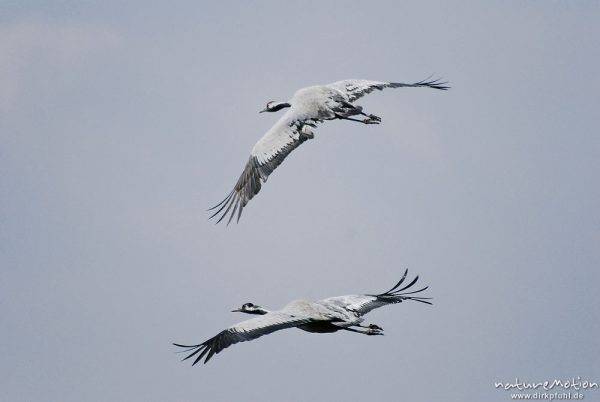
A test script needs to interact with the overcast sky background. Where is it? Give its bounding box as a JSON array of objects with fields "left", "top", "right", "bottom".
[{"left": 1, "top": 1, "right": 599, "bottom": 401}]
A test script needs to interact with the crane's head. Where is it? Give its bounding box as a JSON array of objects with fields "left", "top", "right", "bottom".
[
  {"left": 259, "top": 101, "right": 291, "bottom": 113},
  {"left": 231, "top": 302, "right": 269, "bottom": 315}
]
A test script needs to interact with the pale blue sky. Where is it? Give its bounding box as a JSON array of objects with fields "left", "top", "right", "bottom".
[{"left": 1, "top": 1, "right": 599, "bottom": 401}]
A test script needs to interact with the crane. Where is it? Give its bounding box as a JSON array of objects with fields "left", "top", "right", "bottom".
[
  {"left": 174, "top": 269, "right": 431, "bottom": 365},
  {"left": 209, "top": 77, "right": 449, "bottom": 224}
]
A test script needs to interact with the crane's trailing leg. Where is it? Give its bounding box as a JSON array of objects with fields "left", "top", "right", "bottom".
[
  {"left": 335, "top": 114, "right": 380, "bottom": 125},
  {"left": 343, "top": 326, "right": 384, "bottom": 336},
  {"left": 370, "top": 114, "right": 381, "bottom": 121},
  {"left": 335, "top": 100, "right": 382, "bottom": 125},
  {"left": 362, "top": 116, "right": 381, "bottom": 124},
  {"left": 356, "top": 323, "right": 384, "bottom": 331},
  {"left": 360, "top": 112, "right": 381, "bottom": 122}
]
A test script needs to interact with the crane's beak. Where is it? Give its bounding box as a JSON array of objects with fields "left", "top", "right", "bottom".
[
  {"left": 260, "top": 101, "right": 275, "bottom": 113},
  {"left": 231, "top": 308, "right": 242, "bottom": 313}
]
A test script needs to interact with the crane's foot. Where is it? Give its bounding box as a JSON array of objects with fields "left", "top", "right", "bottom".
[
  {"left": 368, "top": 324, "right": 383, "bottom": 331},
  {"left": 367, "top": 328, "right": 384, "bottom": 336},
  {"left": 363, "top": 118, "right": 380, "bottom": 125}
]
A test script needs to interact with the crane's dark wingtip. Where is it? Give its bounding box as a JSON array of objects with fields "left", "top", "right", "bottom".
[
  {"left": 379, "top": 269, "right": 409, "bottom": 295},
  {"left": 208, "top": 190, "right": 244, "bottom": 225},
  {"left": 173, "top": 342, "right": 197, "bottom": 352},
  {"left": 174, "top": 341, "right": 214, "bottom": 366},
  {"left": 207, "top": 190, "right": 234, "bottom": 212},
  {"left": 378, "top": 270, "right": 431, "bottom": 304},
  {"left": 414, "top": 76, "right": 450, "bottom": 90}
]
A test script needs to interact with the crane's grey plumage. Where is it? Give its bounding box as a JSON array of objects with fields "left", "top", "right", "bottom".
[
  {"left": 209, "top": 77, "right": 449, "bottom": 224},
  {"left": 174, "top": 269, "right": 431, "bottom": 365}
]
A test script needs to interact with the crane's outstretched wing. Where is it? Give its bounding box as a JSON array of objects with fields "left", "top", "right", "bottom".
[
  {"left": 327, "top": 77, "right": 449, "bottom": 102},
  {"left": 319, "top": 269, "right": 432, "bottom": 316},
  {"left": 174, "top": 312, "right": 314, "bottom": 365},
  {"left": 209, "top": 110, "right": 319, "bottom": 225}
]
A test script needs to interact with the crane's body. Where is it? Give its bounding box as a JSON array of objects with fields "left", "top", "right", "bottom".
[{"left": 174, "top": 269, "right": 431, "bottom": 365}]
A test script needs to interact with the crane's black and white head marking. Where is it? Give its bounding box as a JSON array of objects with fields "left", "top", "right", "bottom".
[
  {"left": 231, "top": 302, "right": 268, "bottom": 315},
  {"left": 259, "top": 101, "right": 291, "bottom": 113}
]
